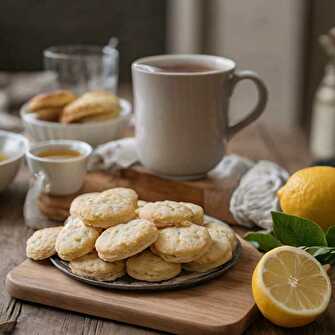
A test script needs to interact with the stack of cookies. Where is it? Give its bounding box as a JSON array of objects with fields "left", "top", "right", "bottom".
[
  {"left": 27, "top": 90, "right": 121, "bottom": 123},
  {"left": 26, "top": 187, "right": 237, "bottom": 283}
]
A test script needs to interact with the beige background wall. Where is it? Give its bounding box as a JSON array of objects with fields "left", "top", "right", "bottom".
[{"left": 167, "top": 0, "right": 307, "bottom": 128}]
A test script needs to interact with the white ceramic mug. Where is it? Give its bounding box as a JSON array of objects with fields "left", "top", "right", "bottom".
[
  {"left": 26, "top": 140, "right": 92, "bottom": 195},
  {"left": 132, "top": 54, "right": 268, "bottom": 179}
]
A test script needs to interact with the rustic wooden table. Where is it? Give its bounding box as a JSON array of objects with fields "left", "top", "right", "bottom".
[{"left": 0, "top": 121, "right": 334, "bottom": 335}]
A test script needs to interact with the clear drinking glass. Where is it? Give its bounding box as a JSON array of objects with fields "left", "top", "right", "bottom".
[{"left": 44, "top": 42, "right": 119, "bottom": 94}]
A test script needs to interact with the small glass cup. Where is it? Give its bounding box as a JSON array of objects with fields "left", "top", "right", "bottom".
[{"left": 44, "top": 42, "right": 119, "bottom": 94}]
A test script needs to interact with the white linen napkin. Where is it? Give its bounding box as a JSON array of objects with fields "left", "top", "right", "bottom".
[
  {"left": 230, "top": 161, "right": 289, "bottom": 229},
  {"left": 87, "top": 138, "right": 138, "bottom": 171}
]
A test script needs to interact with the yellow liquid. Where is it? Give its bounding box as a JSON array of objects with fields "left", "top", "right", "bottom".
[
  {"left": 0, "top": 153, "right": 7, "bottom": 162},
  {"left": 36, "top": 149, "right": 81, "bottom": 160}
]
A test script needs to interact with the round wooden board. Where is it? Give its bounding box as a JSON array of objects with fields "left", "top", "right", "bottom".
[{"left": 50, "top": 240, "right": 241, "bottom": 291}]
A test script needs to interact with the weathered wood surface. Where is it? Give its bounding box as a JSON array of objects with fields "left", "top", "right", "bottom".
[{"left": 1, "top": 121, "right": 334, "bottom": 335}]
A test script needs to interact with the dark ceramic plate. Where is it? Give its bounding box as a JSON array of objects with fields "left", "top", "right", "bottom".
[{"left": 50, "top": 238, "right": 241, "bottom": 291}]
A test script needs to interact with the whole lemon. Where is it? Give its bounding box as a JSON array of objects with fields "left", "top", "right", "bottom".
[{"left": 277, "top": 166, "right": 335, "bottom": 230}]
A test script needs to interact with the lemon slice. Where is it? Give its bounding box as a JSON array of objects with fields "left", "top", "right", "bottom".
[{"left": 252, "top": 246, "right": 331, "bottom": 327}]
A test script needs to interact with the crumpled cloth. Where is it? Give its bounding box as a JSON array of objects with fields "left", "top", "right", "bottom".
[
  {"left": 87, "top": 137, "right": 288, "bottom": 229},
  {"left": 230, "top": 161, "right": 289, "bottom": 229},
  {"left": 208, "top": 154, "right": 254, "bottom": 180},
  {"left": 87, "top": 138, "right": 138, "bottom": 171}
]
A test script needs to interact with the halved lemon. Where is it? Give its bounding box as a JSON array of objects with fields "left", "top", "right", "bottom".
[{"left": 252, "top": 246, "right": 331, "bottom": 327}]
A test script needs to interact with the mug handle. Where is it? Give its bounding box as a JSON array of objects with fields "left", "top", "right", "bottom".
[
  {"left": 227, "top": 70, "right": 268, "bottom": 139},
  {"left": 35, "top": 171, "right": 51, "bottom": 194}
]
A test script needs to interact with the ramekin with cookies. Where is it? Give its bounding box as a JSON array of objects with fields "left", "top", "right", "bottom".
[{"left": 21, "top": 90, "right": 131, "bottom": 146}]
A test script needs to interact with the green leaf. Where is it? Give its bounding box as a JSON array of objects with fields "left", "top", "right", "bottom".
[
  {"left": 302, "top": 246, "right": 335, "bottom": 264},
  {"left": 324, "top": 253, "right": 335, "bottom": 265},
  {"left": 303, "top": 246, "right": 330, "bottom": 258},
  {"left": 327, "top": 256, "right": 335, "bottom": 265},
  {"left": 244, "top": 231, "right": 282, "bottom": 252},
  {"left": 248, "top": 240, "right": 260, "bottom": 249},
  {"left": 326, "top": 226, "right": 335, "bottom": 247},
  {"left": 272, "top": 211, "right": 327, "bottom": 247}
]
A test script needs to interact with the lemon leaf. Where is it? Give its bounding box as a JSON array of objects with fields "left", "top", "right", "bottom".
[
  {"left": 244, "top": 231, "right": 282, "bottom": 252},
  {"left": 271, "top": 211, "right": 327, "bottom": 247},
  {"left": 326, "top": 226, "right": 335, "bottom": 247},
  {"left": 303, "top": 246, "right": 335, "bottom": 264}
]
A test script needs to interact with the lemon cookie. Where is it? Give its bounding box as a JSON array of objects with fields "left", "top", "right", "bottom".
[
  {"left": 135, "top": 200, "right": 148, "bottom": 217},
  {"left": 153, "top": 223, "right": 212, "bottom": 263},
  {"left": 137, "top": 200, "right": 148, "bottom": 208},
  {"left": 183, "top": 221, "right": 233, "bottom": 273},
  {"left": 69, "top": 252, "right": 125, "bottom": 281},
  {"left": 55, "top": 216, "right": 100, "bottom": 261},
  {"left": 61, "top": 91, "right": 120, "bottom": 123},
  {"left": 138, "top": 200, "right": 193, "bottom": 228},
  {"left": 204, "top": 216, "right": 237, "bottom": 250},
  {"left": 127, "top": 250, "right": 181, "bottom": 282},
  {"left": 26, "top": 226, "right": 63, "bottom": 260},
  {"left": 79, "top": 111, "right": 119, "bottom": 123},
  {"left": 102, "top": 187, "right": 138, "bottom": 203},
  {"left": 70, "top": 188, "right": 137, "bottom": 228},
  {"left": 183, "top": 254, "right": 232, "bottom": 273},
  {"left": 37, "top": 197, "right": 69, "bottom": 222},
  {"left": 28, "top": 90, "right": 76, "bottom": 112},
  {"left": 179, "top": 202, "right": 204, "bottom": 225},
  {"left": 95, "top": 219, "right": 159, "bottom": 262},
  {"left": 34, "top": 107, "right": 64, "bottom": 121}
]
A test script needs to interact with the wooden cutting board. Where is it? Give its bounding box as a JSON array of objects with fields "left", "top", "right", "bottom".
[{"left": 6, "top": 238, "right": 260, "bottom": 335}]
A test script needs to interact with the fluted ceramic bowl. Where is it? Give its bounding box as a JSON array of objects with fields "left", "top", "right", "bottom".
[
  {"left": 20, "top": 98, "right": 132, "bottom": 147},
  {"left": 0, "top": 130, "right": 28, "bottom": 191}
]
